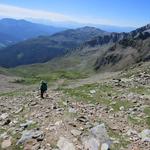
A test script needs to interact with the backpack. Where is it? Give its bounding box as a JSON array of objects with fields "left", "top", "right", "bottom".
[{"left": 41, "top": 82, "right": 47, "bottom": 91}]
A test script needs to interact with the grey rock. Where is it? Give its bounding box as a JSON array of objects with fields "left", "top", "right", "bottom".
[
  {"left": 77, "top": 116, "right": 88, "bottom": 123},
  {"left": 119, "top": 106, "right": 125, "bottom": 111},
  {"left": 71, "top": 129, "right": 82, "bottom": 137},
  {"left": 30, "top": 102, "right": 38, "bottom": 106},
  {"left": 20, "top": 120, "right": 35, "bottom": 129},
  {"left": 1, "top": 137, "right": 12, "bottom": 149},
  {"left": 0, "top": 113, "right": 9, "bottom": 120},
  {"left": 82, "top": 136, "right": 100, "bottom": 150},
  {"left": 90, "top": 90, "right": 96, "bottom": 94},
  {"left": 15, "top": 107, "right": 23, "bottom": 114},
  {"left": 68, "top": 108, "right": 77, "bottom": 113},
  {"left": 17, "top": 129, "right": 44, "bottom": 145},
  {"left": 101, "top": 143, "right": 110, "bottom": 150},
  {"left": 57, "top": 137, "right": 75, "bottom": 150},
  {"left": 2, "top": 119, "right": 11, "bottom": 126},
  {"left": 127, "top": 129, "right": 138, "bottom": 136},
  {"left": 90, "top": 124, "right": 109, "bottom": 143},
  {"left": 0, "top": 132, "right": 8, "bottom": 139},
  {"left": 139, "top": 129, "right": 150, "bottom": 142},
  {"left": 82, "top": 124, "right": 111, "bottom": 150}
]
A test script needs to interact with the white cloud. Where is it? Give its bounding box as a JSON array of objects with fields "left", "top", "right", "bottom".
[
  {"left": 0, "top": 3, "right": 135, "bottom": 27},
  {"left": 0, "top": 4, "right": 72, "bottom": 22}
]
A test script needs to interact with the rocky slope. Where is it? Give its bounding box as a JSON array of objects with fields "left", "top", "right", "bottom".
[
  {"left": 93, "top": 24, "right": 150, "bottom": 71},
  {"left": 0, "top": 62, "right": 150, "bottom": 150}
]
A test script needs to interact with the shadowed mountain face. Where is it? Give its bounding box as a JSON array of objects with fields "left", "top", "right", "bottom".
[
  {"left": 0, "top": 18, "right": 66, "bottom": 48},
  {"left": 92, "top": 24, "right": 150, "bottom": 71},
  {"left": 0, "top": 26, "right": 108, "bottom": 67}
]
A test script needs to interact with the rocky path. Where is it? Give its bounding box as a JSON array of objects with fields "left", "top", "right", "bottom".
[{"left": 0, "top": 71, "right": 150, "bottom": 150}]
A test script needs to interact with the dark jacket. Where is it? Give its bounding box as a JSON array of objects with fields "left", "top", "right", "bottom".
[{"left": 40, "top": 82, "right": 47, "bottom": 92}]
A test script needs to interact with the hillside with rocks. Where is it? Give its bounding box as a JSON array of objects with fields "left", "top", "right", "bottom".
[
  {"left": 93, "top": 24, "right": 150, "bottom": 71},
  {"left": 0, "top": 62, "right": 150, "bottom": 150}
]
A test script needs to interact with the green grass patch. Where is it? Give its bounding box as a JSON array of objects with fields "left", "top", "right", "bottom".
[
  {"left": 64, "top": 111, "right": 78, "bottom": 119},
  {"left": 144, "top": 107, "right": 150, "bottom": 127},
  {"left": 61, "top": 83, "right": 116, "bottom": 104},
  {"left": 129, "top": 86, "right": 150, "bottom": 95},
  {"left": 61, "top": 83, "right": 99, "bottom": 102},
  {"left": 60, "top": 83, "right": 134, "bottom": 112},
  {"left": 27, "top": 123, "right": 38, "bottom": 130},
  {"left": 111, "top": 100, "right": 133, "bottom": 112},
  {"left": 144, "top": 107, "right": 150, "bottom": 116},
  {"left": 0, "top": 128, "right": 6, "bottom": 134},
  {"left": 0, "top": 90, "right": 27, "bottom": 97},
  {"left": 108, "top": 129, "right": 130, "bottom": 150},
  {"left": 11, "top": 132, "right": 23, "bottom": 150},
  {"left": 11, "top": 70, "right": 88, "bottom": 85},
  {"left": 128, "top": 115, "right": 143, "bottom": 125},
  {"left": 145, "top": 117, "right": 150, "bottom": 127}
]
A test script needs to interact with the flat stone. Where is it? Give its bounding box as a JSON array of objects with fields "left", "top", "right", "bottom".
[
  {"left": 119, "top": 106, "right": 125, "bottom": 111},
  {"left": 30, "top": 102, "right": 38, "bottom": 106},
  {"left": 127, "top": 129, "right": 138, "bottom": 136},
  {"left": 15, "top": 107, "right": 24, "bottom": 114},
  {"left": 17, "top": 129, "right": 44, "bottom": 145},
  {"left": 90, "top": 90, "right": 96, "bottom": 94},
  {"left": 82, "top": 123, "right": 111, "bottom": 150},
  {"left": 20, "top": 120, "right": 35, "bottom": 129},
  {"left": 77, "top": 116, "right": 88, "bottom": 123},
  {"left": 68, "top": 108, "right": 77, "bottom": 113},
  {"left": 2, "top": 119, "right": 11, "bottom": 126},
  {"left": 139, "top": 129, "right": 150, "bottom": 142},
  {"left": 57, "top": 137, "right": 75, "bottom": 150},
  {"left": 90, "top": 124, "right": 109, "bottom": 143},
  {"left": 55, "top": 120, "right": 63, "bottom": 126},
  {"left": 71, "top": 129, "right": 82, "bottom": 137},
  {"left": 0, "top": 113, "right": 9, "bottom": 120},
  {"left": 0, "top": 132, "right": 8, "bottom": 139},
  {"left": 1, "top": 137, "right": 12, "bottom": 149},
  {"left": 101, "top": 143, "right": 110, "bottom": 150},
  {"left": 82, "top": 136, "right": 100, "bottom": 150}
]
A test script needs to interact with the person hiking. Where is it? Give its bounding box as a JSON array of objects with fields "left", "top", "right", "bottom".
[{"left": 40, "top": 80, "right": 47, "bottom": 99}]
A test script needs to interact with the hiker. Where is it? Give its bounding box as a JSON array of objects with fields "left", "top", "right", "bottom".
[{"left": 40, "top": 80, "right": 47, "bottom": 99}]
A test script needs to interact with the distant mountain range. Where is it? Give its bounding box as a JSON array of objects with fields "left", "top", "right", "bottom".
[
  {"left": 0, "top": 26, "right": 108, "bottom": 67},
  {"left": 0, "top": 18, "right": 149, "bottom": 71},
  {"left": 35, "top": 19, "right": 135, "bottom": 32},
  {"left": 0, "top": 18, "right": 66, "bottom": 48}
]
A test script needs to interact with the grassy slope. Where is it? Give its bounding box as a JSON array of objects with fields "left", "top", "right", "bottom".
[{"left": 2, "top": 55, "right": 92, "bottom": 85}]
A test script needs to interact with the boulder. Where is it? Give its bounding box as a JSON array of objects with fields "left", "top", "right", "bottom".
[
  {"left": 82, "top": 123, "right": 111, "bottom": 150},
  {"left": 17, "top": 129, "right": 44, "bottom": 145},
  {"left": 0, "top": 113, "right": 9, "bottom": 120},
  {"left": 57, "top": 137, "right": 75, "bottom": 150},
  {"left": 90, "top": 124, "right": 109, "bottom": 143},
  {"left": 1, "top": 137, "right": 12, "bottom": 149},
  {"left": 71, "top": 129, "right": 82, "bottom": 137},
  {"left": 82, "top": 136, "right": 100, "bottom": 150},
  {"left": 139, "top": 129, "right": 150, "bottom": 142}
]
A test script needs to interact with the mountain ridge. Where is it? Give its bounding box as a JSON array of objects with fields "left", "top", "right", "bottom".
[
  {"left": 0, "top": 18, "right": 66, "bottom": 47},
  {"left": 0, "top": 26, "right": 108, "bottom": 67}
]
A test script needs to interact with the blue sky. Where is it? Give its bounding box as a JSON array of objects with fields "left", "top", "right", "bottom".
[{"left": 0, "top": 0, "right": 150, "bottom": 27}]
